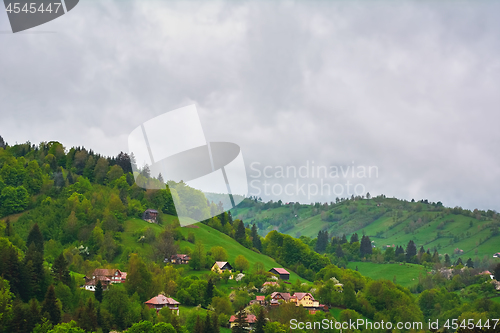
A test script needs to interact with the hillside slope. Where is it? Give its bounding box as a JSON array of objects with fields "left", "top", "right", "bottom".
[{"left": 231, "top": 197, "right": 500, "bottom": 260}]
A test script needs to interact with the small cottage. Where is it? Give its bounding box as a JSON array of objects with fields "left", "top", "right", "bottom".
[
  {"left": 269, "top": 268, "right": 290, "bottom": 280},
  {"left": 143, "top": 209, "right": 159, "bottom": 223},
  {"left": 145, "top": 294, "right": 180, "bottom": 315},
  {"left": 212, "top": 261, "right": 233, "bottom": 274}
]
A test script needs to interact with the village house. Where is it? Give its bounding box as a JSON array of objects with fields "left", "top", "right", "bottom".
[
  {"left": 270, "top": 292, "right": 291, "bottom": 305},
  {"left": 84, "top": 268, "right": 127, "bottom": 291},
  {"left": 269, "top": 268, "right": 290, "bottom": 280},
  {"left": 212, "top": 261, "right": 233, "bottom": 274},
  {"left": 229, "top": 313, "right": 257, "bottom": 330},
  {"left": 493, "top": 252, "right": 500, "bottom": 258},
  {"left": 145, "top": 294, "right": 180, "bottom": 315},
  {"left": 143, "top": 209, "right": 159, "bottom": 223},
  {"left": 269, "top": 292, "right": 327, "bottom": 314},
  {"left": 168, "top": 254, "right": 190, "bottom": 264},
  {"left": 249, "top": 295, "right": 266, "bottom": 306}
]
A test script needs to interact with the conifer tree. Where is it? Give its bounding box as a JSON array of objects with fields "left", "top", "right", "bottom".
[
  {"left": 212, "top": 312, "right": 220, "bottom": 333},
  {"left": 405, "top": 240, "right": 417, "bottom": 263},
  {"left": 194, "top": 315, "right": 203, "bottom": 333},
  {"left": 466, "top": 258, "right": 474, "bottom": 268},
  {"left": 52, "top": 253, "right": 71, "bottom": 286},
  {"left": 360, "top": 235, "right": 372, "bottom": 257},
  {"left": 445, "top": 254, "right": 451, "bottom": 266},
  {"left": 235, "top": 220, "right": 246, "bottom": 244},
  {"left": 336, "top": 245, "right": 344, "bottom": 258},
  {"left": 27, "top": 223, "right": 44, "bottom": 254},
  {"left": 251, "top": 224, "right": 262, "bottom": 251},
  {"left": 204, "top": 312, "right": 214, "bottom": 333},
  {"left": 254, "top": 307, "right": 266, "bottom": 333},
  {"left": 350, "top": 233, "right": 359, "bottom": 244},
  {"left": 232, "top": 308, "right": 248, "bottom": 333},
  {"left": 42, "top": 285, "right": 61, "bottom": 325},
  {"left": 95, "top": 280, "right": 103, "bottom": 303},
  {"left": 340, "top": 234, "right": 348, "bottom": 244}
]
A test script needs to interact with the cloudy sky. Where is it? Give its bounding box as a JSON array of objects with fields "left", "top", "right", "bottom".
[{"left": 1, "top": 1, "right": 499, "bottom": 210}]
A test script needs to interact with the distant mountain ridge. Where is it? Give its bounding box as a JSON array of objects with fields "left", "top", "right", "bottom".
[{"left": 231, "top": 196, "right": 500, "bottom": 260}]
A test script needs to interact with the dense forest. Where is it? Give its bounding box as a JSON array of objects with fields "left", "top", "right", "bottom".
[{"left": 1, "top": 136, "right": 500, "bottom": 333}]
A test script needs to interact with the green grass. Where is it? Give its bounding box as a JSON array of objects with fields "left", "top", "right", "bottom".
[
  {"left": 491, "top": 297, "right": 500, "bottom": 304},
  {"left": 232, "top": 198, "right": 500, "bottom": 261},
  {"left": 346, "top": 262, "right": 428, "bottom": 288},
  {"left": 178, "top": 223, "right": 308, "bottom": 283}
]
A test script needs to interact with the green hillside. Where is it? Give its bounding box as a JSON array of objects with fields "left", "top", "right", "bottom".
[
  {"left": 177, "top": 223, "right": 306, "bottom": 283},
  {"left": 232, "top": 197, "right": 500, "bottom": 260},
  {"left": 346, "top": 261, "right": 427, "bottom": 288}
]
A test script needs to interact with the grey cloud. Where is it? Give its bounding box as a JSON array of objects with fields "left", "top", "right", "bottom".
[{"left": 0, "top": 1, "right": 499, "bottom": 210}]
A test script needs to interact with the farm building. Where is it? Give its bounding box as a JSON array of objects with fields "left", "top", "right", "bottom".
[
  {"left": 168, "top": 254, "right": 190, "bottom": 264},
  {"left": 269, "top": 268, "right": 290, "bottom": 280},
  {"left": 212, "top": 261, "right": 233, "bottom": 274},
  {"left": 143, "top": 209, "right": 159, "bottom": 223},
  {"left": 84, "top": 269, "right": 127, "bottom": 291},
  {"left": 145, "top": 294, "right": 180, "bottom": 315}
]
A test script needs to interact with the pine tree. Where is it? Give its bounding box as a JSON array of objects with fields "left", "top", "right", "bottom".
[
  {"left": 25, "top": 242, "right": 45, "bottom": 300},
  {"left": 232, "top": 308, "right": 248, "bottom": 333},
  {"left": 360, "top": 235, "right": 373, "bottom": 257},
  {"left": 456, "top": 257, "right": 463, "bottom": 266},
  {"left": 204, "top": 312, "right": 214, "bottom": 333},
  {"left": 445, "top": 254, "right": 451, "bottom": 266},
  {"left": 52, "top": 253, "right": 71, "bottom": 286},
  {"left": 251, "top": 224, "right": 262, "bottom": 251},
  {"left": 42, "top": 285, "right": 61, "bottom": 325},
  {"left": 466, "top": 258, "right": 474, "bottom": 268},
  {"left": 27, "top": 223, "right": 44, "bottom": 254},
  {"left": 405, "top": 240, "right": 417, "bottom": 263},
  {"left": 254, "top": 307, "right": 266, "bottom": 333},
  {"left": 4, "top": 218, "right": 12, "bottom": 237},
  {"left": 315, "top": 230, "right": 329, "bottom": 253},
  {"left": 194, "top": 315, "right": 203, "bottom": 333},
  {"left": 340, "top": 234, "right": 347, "bottom": 244},
  {"left": 336, "top": 245, "right": 344, "bottom": 258},
  {"left": 95, "top": 280, "right": 103, "bottom": 303},
  {"left": 235, "top": 220, "right": 246, "bottom": 244},
  {"left": 212, "top": 312, "right": 220, "bottom": 333},
  {"left": 205, "top": 279, "right": 214, "bottom": 307},
  {"left": 350, "top": 233, "right": 359, "bottom": 244}
]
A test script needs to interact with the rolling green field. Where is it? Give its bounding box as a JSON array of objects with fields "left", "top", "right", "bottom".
[
  {"left": 232, "top": 198, "right": 500, "bottom": 260},
  {"left": 346, "top": 261, "right": 428, "bottom": 288}
]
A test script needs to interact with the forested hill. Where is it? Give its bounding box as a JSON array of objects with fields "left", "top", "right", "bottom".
[
  {"left": 231, "top": 196, "right": 500, "bottom": 260},
  {"left": 2, "top": 137, "right": 500, "bottom": 333}
]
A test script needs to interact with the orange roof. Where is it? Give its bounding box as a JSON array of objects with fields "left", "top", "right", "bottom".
[
  {"left": 256, "top": 296, "right": 265, "bottom": 301},
  {"left": 145, "top": 295, "right": 180, "bottom": 306}
]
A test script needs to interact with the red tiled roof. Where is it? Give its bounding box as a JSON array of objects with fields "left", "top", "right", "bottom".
[
  {"left": 229, "top": 314, "right": 257, "bottom": 323},
  {"left": 292, "top": 293, "right": 315, "bottom": 301},
  {"left": 270, "top": 292, "right": 291, "bottom": 301},
  {"left": 93, "top": 269, "right": 123, "bottom": 277},
  {"left": 256, "top": 296, "right": 265, "bottom": 301},
  {"left": 263, "top": 281, "right": 278, "bottom": 286},
  {"left": 145, "top": 295, "right": 180, "bottom": 306},
  {"left": 271, "top": 268, "right": 290, "bottom": 275}
]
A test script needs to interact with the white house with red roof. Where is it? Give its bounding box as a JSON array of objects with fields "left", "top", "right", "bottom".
[{"left": 84, "top": 268, "right": 127, "bottom": 291}]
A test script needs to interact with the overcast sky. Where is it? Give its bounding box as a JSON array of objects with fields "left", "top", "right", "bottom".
[{"left": 1, "top": 1, "right": 499, "bottom": 211}]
